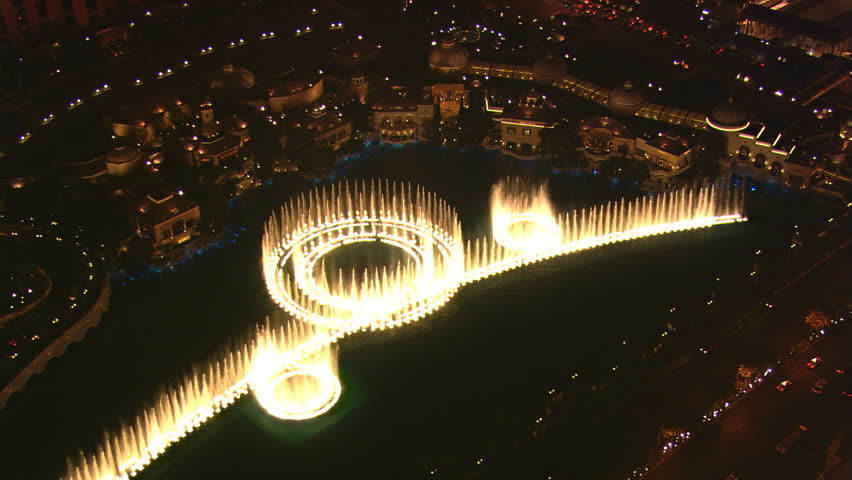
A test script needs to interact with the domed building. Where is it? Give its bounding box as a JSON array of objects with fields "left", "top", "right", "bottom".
[
  {"left": 209, "top": 64, "right": 256, "bottom": 90},
  {"left": 532, "top": 51, "right": 569, "bottom": 85},
  {"left": 607, "top": 80, "right": 647, "bottom": 116},
  {"left": 428, "top": 38, "right": 469, "bottom": 75},
  {"left": 706, "top": 98, "right": 749, "bottom": 132},
  {"left": 266, "top": 71, "right": 324, "bottom": 112},
  {"left": 105, "top": 145, "right": 144, "bottom": 176}
]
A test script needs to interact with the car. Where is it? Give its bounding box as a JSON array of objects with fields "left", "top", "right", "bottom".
[
  {"left": 777, "top": 425, "right": 810, "bottom": 453},
  {"left": 776, "top": 380, "right": 793, "bottom": 391},
  {"left": 811, "top": 379, "right": 828, "bottom": 394},
  {"left": 806, "top": 357, "right": 823, "bottom": 369}
]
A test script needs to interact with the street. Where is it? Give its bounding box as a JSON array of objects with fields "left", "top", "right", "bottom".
[{"left": 645, "top": 326, "right": 851, "bottom": 480}]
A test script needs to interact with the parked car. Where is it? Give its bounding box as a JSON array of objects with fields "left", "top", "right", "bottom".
[
  {"left": 777, "top": 425, "right": 809, "bottom": 453},
  {"left": 776, "top": 380, "right": 793, "bottom": 392},
  {"left": 811, "top": 379, "right": 829, "bottom": 394}
]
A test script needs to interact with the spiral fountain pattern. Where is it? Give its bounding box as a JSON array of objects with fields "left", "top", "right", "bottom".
[{"left": 62, "top": 178, "right": 745, "bottom": 480}]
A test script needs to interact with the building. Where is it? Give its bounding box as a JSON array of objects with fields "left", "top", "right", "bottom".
[
  {"left": 0, "top": 0, "right": 145, "bottom": 45},
  {"left": 344, "top": 71, "right": 368, "bottom": 104},
  {"left": 706, "top": 98, "right": 750, "bottom": 132},
  {"left": 55, "top": 155, "right": 108, "bottom": 182},
  {"left": 499, "top": 90, "right": 556, "bottom": 160},
  {"left": 133, "top": 190, "right": 201, "bottom": 249},
  {"left": 331, "top": 36, "right": 382, "bottom": 69},
  {"left": 634, "top": 134, "right": 699, "bottom": 178},
  {"left": 469, "top": 59, "right": 709, "bottom": 130},
  {"left": 722, "top": 122, "right": 814, "bottom": 188},
  {"left": 208, "top": 64, "right": 256, "bottom": 90},
  {"left": 577, "top": 117, "right": 634, "bottom": 164},
  {"left": 532, "top": 51, "right": 569, "bottom": 86},
  {"left": 738, "top": 4, "right": 851, "bottom": 57},
  {"left": 371, "top": 86, "right": 433, "bottom": 144},
  {"left": 428, "top": 37, "right": 469, "bottom": 75},
  {"left": 108, "top": 93, "right": 190, "bottom": 143},
  {"left": 266, "top": 71, "right": 324, "bottom": 112},
  {"left": 429, "top": 83, "right": 468, "bottom": 119},
  {"left": 184, "top": 132, "right": 244, "bottom": 168},
  {"left": 104, "top": 144, "right": 144, "bottom": 176},
  {"left": 607, "top": 81, "right": 647, "bottom": 117},
  {"left": 302, "top": 105, "right": 351, "bottom": 150}
]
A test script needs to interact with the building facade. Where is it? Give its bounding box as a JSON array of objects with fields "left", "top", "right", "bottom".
[
  {"left": 499, "top": 90, "right": 556, "bottom": 160},
  {"left": 577, "top": 116, "right": 634, "bottom": 164},
  {"left": 634, "top": 134, "right": 699, "bottom": 178},
  {"left": 0, "top": 0, "right": 144, "bottom": 45},
  {"left": 134, "top": 191, "right": 201, "bottom": 249},
  {"left": 721, "top": 123, "right": 814, "bottom": 189},
  {"left": 267, "top": 72, "right": 324, "bottom": 112},
  {"left": 371, "top": 86, "right": 433, "bottom": 144}
]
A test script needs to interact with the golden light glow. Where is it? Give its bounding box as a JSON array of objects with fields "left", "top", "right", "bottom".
[
  {"left": 490, "top": 178, "right": 561, "bottom": 252},
  {"left": 63, "top": 178, "right": 745, "bottom": 480}
]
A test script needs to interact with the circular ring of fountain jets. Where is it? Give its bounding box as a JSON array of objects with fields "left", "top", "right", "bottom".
[
  {"left": 253, "top": 363, "right": 342, "bottom": 421},
  {"left": 263, "top": 180, "right": 466, "bottom": 333}
]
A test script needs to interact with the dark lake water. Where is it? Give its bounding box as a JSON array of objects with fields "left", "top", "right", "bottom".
[{"left": 0, "top": 145, "right": 825, "bottom": 480}]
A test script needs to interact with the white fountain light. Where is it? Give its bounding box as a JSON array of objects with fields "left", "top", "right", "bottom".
[
  {"left": 262, "top": 180, "right": 466, "bottom": 332},
  {"left": 491, "top": 177, "right": 562, "bottom": 252},
  {"left": 62, "top": 178, "right": 746, "bottom": 480}
]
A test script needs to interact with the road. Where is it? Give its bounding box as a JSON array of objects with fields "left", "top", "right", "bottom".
[
  {"left": 467, "top": 218, "right": 851, "bottom": 480},
  {"left": 645, "top": 326, "right": 851, "bottom": 480}
]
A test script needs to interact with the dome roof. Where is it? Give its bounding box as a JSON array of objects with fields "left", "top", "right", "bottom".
[
  {"left": 428, "top": 38, "right": 469, "bottom": 74},
  {"left": 209, "top": 64, "right": 256, "bottom": 89},
  {"left": 706, "top": 98, "right": 749, "bottom": 131},
  {"left": 105, "top": 145, "right": 142, "bottom": 165},
  {"left": 532, "top": 51, "right": 568, "bottom": 85},
  {"left": 267, "top": 72, "right": 322, "bottom": 98},
  {"left": 607, "top": 81, "right": 646, "bottom": 116}
]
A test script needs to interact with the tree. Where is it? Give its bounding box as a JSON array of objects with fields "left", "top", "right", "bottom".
[
  {"left": 341, "top": 101, "right": 373, "bottom": 135},
  {"left": 457, "top": 107, "right": 493, "bottom": 146},
  {"left": 658, "top": 425, "right": 686, "bottom": 445},
  {"left": 599, "top": 155, "right": 649, "bottom": 183},
  {"left": 805, "top": 309, "right": 830, "bottom": 332},
  {"left": 539, "top": 121, "right": 578, "bottom": 160},
  {"left": 734, "top": 364, "right": 760, "bottom": 392}
]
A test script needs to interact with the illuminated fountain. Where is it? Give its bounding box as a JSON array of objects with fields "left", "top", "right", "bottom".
[
  {"left": 490, "top": 177, "right": 560, "bottom": 252},
  {"left": 62, "top": 178, "right": 745, "bottom": 480}
]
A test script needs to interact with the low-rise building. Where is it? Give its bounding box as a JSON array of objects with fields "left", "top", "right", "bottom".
[
  {"left": 331, "top": 37, "right": 382, "bottom": 68},
  {"left": 498, "top": 90, "right": 556, "bottom": 159},
  {"left": 133, "top": 191, "right": 201, "bottom": 249},
  {"left": 722, "top": 122, "right": 816, "bottom": 189},
  {"left": 267, "top": 72, "right": 324, "bottom": 112},
  {"left": 55, "top": 156, "right": 108, "bottom": 183},
  {"left": 577, "top": 117, "right": 634, "bottom": 164},
  {"left": 303, "top": 106, "right": 351, "bottom": 150},
  {"left": 429, "top": 83, "right": 469, "bottom": 119},
  {"left": 371, "top": 87, "right": 433, "bottom": 144},
  {"left": 634, "top": 134, "right": 699, "bottom": 178},
  {"left": 105, "top": 145, "right": 145, "bottom": 177},
  {"left": 185, "top": 133, "right": 245, "bottom": 169}
]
